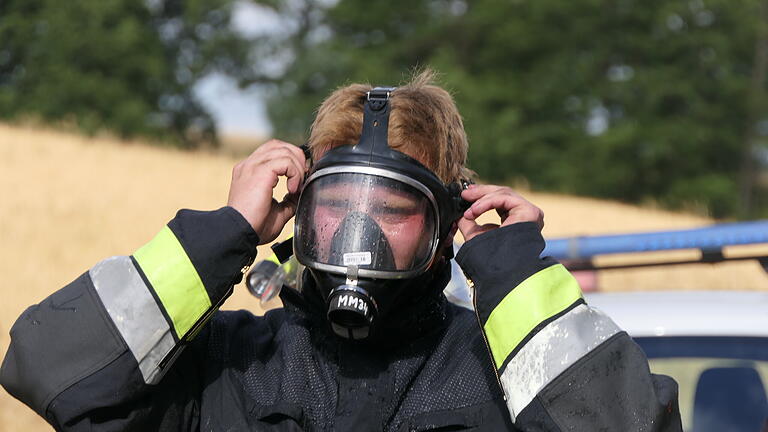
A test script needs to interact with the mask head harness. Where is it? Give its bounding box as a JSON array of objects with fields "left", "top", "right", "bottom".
[{"left": 293, "top": 87, "right": 470, "bottom": 340}]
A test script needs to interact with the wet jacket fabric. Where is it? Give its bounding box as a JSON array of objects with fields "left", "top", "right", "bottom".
[{"left": 1, "top": 207, "right": 682, "bottom": 431}]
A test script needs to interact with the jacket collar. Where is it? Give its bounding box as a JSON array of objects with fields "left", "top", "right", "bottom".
[{"left": 280, "top": 261, "right": 453, "bottom": 350}]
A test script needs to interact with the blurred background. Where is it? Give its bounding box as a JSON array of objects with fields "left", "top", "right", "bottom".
[{"left": 2, "top": 0, "right": 768, "bottom": 430}]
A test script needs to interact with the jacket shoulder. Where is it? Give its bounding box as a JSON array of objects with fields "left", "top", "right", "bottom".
[{"left": 204, "top": 308, "right": 288, "bottom": 358}]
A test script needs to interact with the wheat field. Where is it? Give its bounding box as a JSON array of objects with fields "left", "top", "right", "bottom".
[{"left": 1, "top": 124, "right": 766, "bottom": 430}]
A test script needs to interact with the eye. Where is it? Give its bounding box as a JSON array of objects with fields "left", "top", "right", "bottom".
[
  {"left": 385, "top": 206, "right": 410, "bottom": 215},
  {"left": 376, "top": 206, "right": 418, "bottom": 221},
  {"left": 318, "top": 199, "right": 349, "bottom": 215}
]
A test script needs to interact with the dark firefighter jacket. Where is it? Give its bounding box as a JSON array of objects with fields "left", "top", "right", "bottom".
[{"left": 1, "top": 207, "right": 682, "bottom": 431}]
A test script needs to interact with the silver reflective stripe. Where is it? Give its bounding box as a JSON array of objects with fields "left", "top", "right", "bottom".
[
  {"left": 499, "top": 304, "right": 621, "bottom": 420},
  {"left": 90, "top": 256, "right": 176, "bottom": 384}
]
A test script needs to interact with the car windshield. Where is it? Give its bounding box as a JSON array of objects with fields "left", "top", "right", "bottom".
[{"left": 636, "top": 336, "right": 768, "bottom": 432}]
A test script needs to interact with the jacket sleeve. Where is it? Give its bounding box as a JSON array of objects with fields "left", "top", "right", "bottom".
[
  {"left": 0, "top": 207, "right": 258, "bottom": 431},
  {"left": 455, "top": 222, "right": 682, "bottom": 431}
]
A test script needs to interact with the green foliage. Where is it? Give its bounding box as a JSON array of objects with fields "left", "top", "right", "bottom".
[
  {"left": 0, "top": 0, "right": 251, "bottom": 146},
  {"left": 266, "top": 0, "right": 768, "bottom": 218},
  {"left": 3, "top": 0, "right": 766, "bottom": 217}
]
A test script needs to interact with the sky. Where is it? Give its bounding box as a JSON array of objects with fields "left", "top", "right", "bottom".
[
  {"left": 195, "top": 73, "right": 271, "bottom": 138},
  {"left": 193, "top": 1, "right": 287, "bottom": 138}
]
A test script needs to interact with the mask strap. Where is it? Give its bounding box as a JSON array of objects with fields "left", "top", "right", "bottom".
[
  {"left": 270, "top": 238, "right": 294, "bottom": 264},
  {"left": 345, "top": 265, "right": 359, "bottom": 286},
  {"left": 447, "top": 178, "right": 474, "bottom": 218},
  {"left": 299, "top": 143, "right": 312, "bottom": 164},
  {"left": 442, "top": 178, "right": 474, "bottom": 260},
  {"left": 356, "top": 87, "right": 397, "bottom": 157}
]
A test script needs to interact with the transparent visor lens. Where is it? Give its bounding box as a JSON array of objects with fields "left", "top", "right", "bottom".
[{"left": 295, "top": 173, "right": 437, "bottom": 273}]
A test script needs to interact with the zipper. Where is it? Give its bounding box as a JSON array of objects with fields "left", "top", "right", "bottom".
[
  {"left": 185, "top": 284, "right": 234, "bottom": 342},
  {"left": 158, "top": 284, "right": 234, "bottom": 371},
  {"left": 469, "top": 277, "right": 506, "bottom": 401}
]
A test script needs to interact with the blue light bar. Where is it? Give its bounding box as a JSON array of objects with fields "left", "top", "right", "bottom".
[{"left": 542, "top": 220, "right": 768, "bottom": 260}]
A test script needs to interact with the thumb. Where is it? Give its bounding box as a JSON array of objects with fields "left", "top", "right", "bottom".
[
  {"left": 273, "top": 195, "right": 298, "bottom": 228},
  {"left": 457, "top": 217, "right": 478, "bottom": 238},
  {"left": 458, "top": 217, "right": 498, "bottom": 242},
  {"left": 256, "top": 197, "right": 297, "bottom": 245}
]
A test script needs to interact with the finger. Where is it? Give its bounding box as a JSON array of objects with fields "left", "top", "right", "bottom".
[
  {"left": 248, "top": 141, "right": 306, "bottom": 177},
  {"left": 461, "top": 184, "right": 514, "bottom": 201},
  {"left": 285, "top": 164, "right": 304, "bottom": 195},
  {"left": 255, "top": 198, "right": 296, "bottom": 245},
  {"left": 261, "top": 148, "right": 307, "bottom": 192},
  {"left": 283, "top": 141, "right": 307, "bottom": 165},
  {"left": 463, "top": 192, "right": 526, "bottom": 220},
  {"left": 504, "top": 206, "right": 544, "bottom": 230},
  {"left": 270, "top": 141, "right": 306, "bottom": 167},
  {"left": 502, "top": 206, "right": 543, "bottom": 227},
  {"left": 273, "top": 195, "right": 298, "bottom": 226},
  {"left": 255, "top": 146, "right": 305, "bottom": 174},
  {"left": 243, "top": 150, "right": 304, "bottom": 193},
  {"left": 261, "top": 142, "right": 307, "bottom": 173},
  {"left": 457, "top": 217, "right": 478, "bottom": 237},
  {"left": 458, "top": 217, "right": 499, "bottom": 242},
  {"left": 256, "top": 157, "right": 302, "bottom": 191},
  {"left": 248, "top": 139, "right": 283, "bottom": 158},
  {"left": 235, "top": 146, "right": 295, "bottom": 180},
  {"left": 457, "top": 217, "right": 494, "bottom": 237},
  {"left": 536, "top": 210, "right": 545, "bottom": 230},
  {"left": 252, "top": 138, "right": 294, "bottom": 155}
]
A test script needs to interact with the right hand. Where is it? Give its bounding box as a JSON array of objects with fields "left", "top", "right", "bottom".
[
  {"left": 458, "top": 184, "right": 544, "bottom": 242},
  {"left": 227, "top": 139, "right": 307, "bottom": 245}
]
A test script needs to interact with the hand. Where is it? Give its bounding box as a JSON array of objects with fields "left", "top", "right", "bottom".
[
  {"left": 227, "top": 139, "right": 307, "bottom": 245},
  {"left": 457, "top": 185, "right": 544, "bottom": 242}
]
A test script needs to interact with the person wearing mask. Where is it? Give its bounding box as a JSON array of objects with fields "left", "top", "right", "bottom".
[{"left": 1, "top": 71, "right": 682, "bottom": 431}]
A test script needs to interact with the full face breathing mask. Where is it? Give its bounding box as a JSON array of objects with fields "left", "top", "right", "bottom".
[{"left": 290, "top": 87, "right": 471, "bottom": 340}]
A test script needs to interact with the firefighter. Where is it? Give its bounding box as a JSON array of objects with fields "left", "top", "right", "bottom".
[{"left": 1, "top": 71, "right": 681, "bottom": 431}]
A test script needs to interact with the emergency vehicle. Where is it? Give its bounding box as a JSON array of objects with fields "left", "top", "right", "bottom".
[{"left": 547, "top": 221, "right": 768, "bottom": 431}]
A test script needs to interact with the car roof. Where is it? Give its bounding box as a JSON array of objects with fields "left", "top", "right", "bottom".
[{"left": 584, "top": 291, "right": 768, "bottom": 337}]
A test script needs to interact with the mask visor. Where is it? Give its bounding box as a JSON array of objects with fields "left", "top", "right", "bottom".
[{"left": 295, "top": 172, "right": 438, "bottom": 277}]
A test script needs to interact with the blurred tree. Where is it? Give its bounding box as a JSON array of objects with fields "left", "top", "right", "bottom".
[
  {"left": 265, "top": 0, "right": 768, "bottom": 218},
  {"left": 0, "top": 0, "right": 254, "bottom": 147}
]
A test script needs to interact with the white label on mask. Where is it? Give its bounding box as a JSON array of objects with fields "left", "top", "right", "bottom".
[{"left": 343, "top": 252, "right": 372, "bottom": 266}]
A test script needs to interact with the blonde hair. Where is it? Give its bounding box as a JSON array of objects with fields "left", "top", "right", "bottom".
[{"left": 308, "top": 69, "right": 473, "bottom": 183}]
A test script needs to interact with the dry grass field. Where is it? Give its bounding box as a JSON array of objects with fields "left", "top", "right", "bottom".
[{"left": 1, "top": 123, "right": 766, "bottom": 430}]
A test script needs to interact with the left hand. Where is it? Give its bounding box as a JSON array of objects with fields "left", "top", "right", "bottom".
[{"left": 458, "top": 184, "right": 544, "bottom": 242}]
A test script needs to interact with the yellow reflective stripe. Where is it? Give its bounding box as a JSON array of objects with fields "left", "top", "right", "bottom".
[
  {"left": 133, "top": 226, "right": 211, "bottom": 339},
  {"left": 483, "top": 264, "right": 583, "bottom": 370}
]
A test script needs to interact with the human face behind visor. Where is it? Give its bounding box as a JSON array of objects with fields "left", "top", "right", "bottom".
[{"left": 294, "top": 170, "right": 439, "bottom": 277}]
